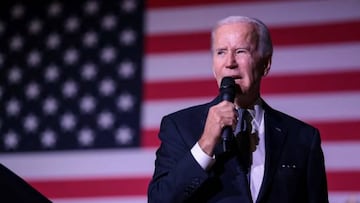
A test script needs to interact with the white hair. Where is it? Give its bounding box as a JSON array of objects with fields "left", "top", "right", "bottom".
[{"left": 211, "top": 16, "right": 273, "bottom": 59}]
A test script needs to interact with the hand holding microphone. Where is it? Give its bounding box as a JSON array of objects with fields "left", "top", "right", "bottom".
[{"left": 198, "top": 77, "right": 237, "bottom": 155}]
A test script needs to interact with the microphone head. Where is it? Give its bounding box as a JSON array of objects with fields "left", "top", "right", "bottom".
[
  {"left": 220, "top": 76, "right": 235, "bottom": 89},
  {"left": 220, "top": 77, "right": 236, "bottom": 102}
]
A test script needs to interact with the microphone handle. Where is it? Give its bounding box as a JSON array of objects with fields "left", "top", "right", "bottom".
[
  {"left": 221, "top": 92, "right": 235, "bottom": 153},
  {"left": 219, "top": 77, "right": 236, "bottom": 153},
  {"left": 221, "top": 126, "right": 233, "bottom": 152}
]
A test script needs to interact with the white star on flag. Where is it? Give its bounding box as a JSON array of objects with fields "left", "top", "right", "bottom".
[
  {"left": 102, "top": 14, "right": 117, "bottom": 31},
  {"left": 119, "top": 29, "right": 136, "bottom": 46},
  {"left": 11, "top": 4, "right": 25, "bottom": 19},
  {"left": 27, "top": 50, "right": 42, "bottom": 67},
  {"left": 80, "top": 95, "right": 96, "bottom": 114},
  {"left": 84, "top": 1, "right": 99, "bottom": 16},
  {"left": 81, "top": 63, "right": 97, "bottom": 81},
  {"left": 115, "top": 125, "right": 133, "bottom": 145},
  {"left": 99, "top": 78, "right": 116, "bottom": 96},
  {"left": 46, "top": 33, "right": 61, "bottom": 49},
  {"left": 41, "top": 129, "right": 57, "bottom": 148},
  {"left": 62, "top": 80, "right": 78, "bottom": 98},
  {"left": 118, "top": 60, "right": 136, "bottom": 79},
  {"left": 28, "top": 19, "right": 43, "bottom": 34},
  {"left": 63, "top": 48, "right": 79, "bottom": 65},
  {"left": 23, "top": 114, "right": 39, "bottom": 133},
  {"left": 121, "top": 0, "right": 137, "bottom": 13},
  {"left": 44, "top": 65, "right": 60, "bottom": 82},
  {"left": 78, "top": 128, "right": 95, "bottom": 146},
  {"left": 83, "top": 31, "right": 98, "bottom": 47},
  {"left": 4, "top": 131, "right": 19, "bottom": 150},
  {"left": 117, "top": 92, "right": 135, "bottom": 112},
  {"left": 8, "top": 66, "right": 22, "bottom": 84},
  {"left": 97, "top": 111, "right": 114, "bottom": 130},
  {"left": 65, "top": 16, "right": 80, "bottom": 32},
  {"left": 43, "top": 97, "right": 58, "bottom": 115},
  {"left": 25, "top": 82, "right": 41, "bottom": 100},
  {"left": 60, "top": 112, "right": 77, "bottom": 132},
  {"left": 100, "top": 46, "right": 116, "bottom": 63},
  {"left": 9, "top": 35, "right": 23, "bottom": 51},
  {"left": 48, "top": 2, "right": 62, "bottom": 17},
  {"left": 6, "top": 99, "right": 21, "bottom": 116}
]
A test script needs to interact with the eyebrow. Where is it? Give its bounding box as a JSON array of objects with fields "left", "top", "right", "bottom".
[{"left": 214, "top": 47, "right": 251, "bottom": 52}]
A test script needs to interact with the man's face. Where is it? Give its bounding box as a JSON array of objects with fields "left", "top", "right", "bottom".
[{"left": 212, "top": 22, "right": 269, "bottom": 97}]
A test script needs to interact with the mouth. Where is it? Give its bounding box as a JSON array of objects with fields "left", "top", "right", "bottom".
[
  {"left": 229, "top": 75, "right": 243, "bottom": 81},
  {"left": 228, "top": 75, "right": 242, "bottom": 80}
]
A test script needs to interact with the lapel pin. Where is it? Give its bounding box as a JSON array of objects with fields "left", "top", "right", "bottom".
[{"left": 281, "top": 164, "right": 296, "bottom": 168}]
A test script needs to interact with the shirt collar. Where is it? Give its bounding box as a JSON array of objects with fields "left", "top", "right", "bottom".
[
  {"left": 237, "top": 98, "right": 264, "bottom": 129},
  {"left": 252, "top": 100, "right": 264, "bottom": 129}
]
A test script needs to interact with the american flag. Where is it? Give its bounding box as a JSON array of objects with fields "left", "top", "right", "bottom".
[{"left": 0, "top": 0, "right": 359, "bottom": 202}]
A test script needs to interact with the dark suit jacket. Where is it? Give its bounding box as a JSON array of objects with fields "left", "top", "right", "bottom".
[{"left": 148, "top": 97, "right": 328, "bottom": 203}]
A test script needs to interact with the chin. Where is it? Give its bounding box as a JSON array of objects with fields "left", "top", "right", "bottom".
[{"left": 237, "top": 84, "right": 250, "bottom": 93}]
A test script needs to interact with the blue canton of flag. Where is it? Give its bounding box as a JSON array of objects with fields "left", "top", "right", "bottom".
[{"left": 0, "top": 0, "right": 144, "bottom": 152}]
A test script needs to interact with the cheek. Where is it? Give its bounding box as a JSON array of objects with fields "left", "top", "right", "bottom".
[
  {"left": 212, "top": 65, "right": 222, "bottom": 86},
  {"left": 212, "top": 58, "right": 223, "bottom": 75},
  {"left": 250, "top": 68, "right": 264, "bottom": 84},
  {"left": 241, "top": 62, "right": 260, "bottom": 82}
]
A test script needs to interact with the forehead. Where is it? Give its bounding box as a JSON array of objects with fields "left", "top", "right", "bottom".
[{"left": 213, "top": 22, "right": 257, "bottom": 44}]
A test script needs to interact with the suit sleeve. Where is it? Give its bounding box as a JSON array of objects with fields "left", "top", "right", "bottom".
[
  {"left": 147, "top": 115, "right": 209, "bottom": 203},
  {"left": 307, "top": 128, "right": 329, "bottom": 203}
]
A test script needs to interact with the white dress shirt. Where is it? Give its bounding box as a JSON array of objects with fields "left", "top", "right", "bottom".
[{"left": 191, "top": 102, "right": 265, "bottom": 201}]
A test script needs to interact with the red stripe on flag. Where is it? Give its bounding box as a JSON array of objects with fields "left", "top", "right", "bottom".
[
  {"left": 271, "top": 20, "right": 360, "bottom": 46},
  {"left": 30, "top": 177, "right": 151, "bottom": 199},
  {"left": 146, "top": 21, "right": 360, "bottom": 54},
  {"left": 142, "top": 129, "right": 160, "bottom": 148},
  {"left": 28, "top": 171, "right": 360, "bottom": 199},
  {"left": 147, "top": 0, "right": 260, "bottom": 8},
  {"left": 144, "top": 70, "right": 360, "bottom": 100},
  {"left": 327, "top": 171, "right": 360, "bottom": 191},
  {"left": 311, "top": 120, "right": 360, "bottom": 141},
  {"left": 146, "top": 32, "right": 211, "bottom": 54},
  {"left": 144, "top": 78, "right": 218, "bottom": 100},
  {"left": 261, "top": 70, "right": 360, "bottom": 95}
]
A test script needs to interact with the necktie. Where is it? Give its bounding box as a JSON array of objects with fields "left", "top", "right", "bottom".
[
  {"left": 234, "top": 109, "right": 253, "bottom": 202},
  {"left": 236, "top": 109, "right": 252, "bottom": 173}
]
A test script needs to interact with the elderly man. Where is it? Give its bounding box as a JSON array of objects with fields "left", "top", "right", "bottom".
[{"left": 148, "top": 16, "right": 328, "bottom": 203}]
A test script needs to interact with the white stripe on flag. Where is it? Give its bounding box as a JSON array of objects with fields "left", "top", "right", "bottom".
[
  {"left": 1, "top": 142, "right": 360, "bottom": 180},
  {"left": 146, "top": 0, "right": 360, "bottom": 34},
  {"left": 323, "top": 141, "right": 360, "bottom": 171},
  {"left": 0, "top": 148, "right": 156, "bottom": 180},
  {"left": 143, "top": 92, "right": 360, "bottom": 129},
  {"left": 329, "top": 192, "right": 360, "bottom": 203}
]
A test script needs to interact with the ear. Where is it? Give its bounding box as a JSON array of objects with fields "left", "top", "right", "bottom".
[{"left": 262, "top": 57, "right": 271, "bottom": 76}]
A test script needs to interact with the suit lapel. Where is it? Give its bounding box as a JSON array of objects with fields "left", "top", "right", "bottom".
[{"left": 256, "top": 102, "right": 287, "bottom": 203}]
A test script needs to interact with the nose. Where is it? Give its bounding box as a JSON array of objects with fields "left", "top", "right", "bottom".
[{"left": 225, "top": 52, "right": 237, "bottom": 69}]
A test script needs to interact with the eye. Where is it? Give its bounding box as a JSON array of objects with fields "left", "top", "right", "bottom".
[
  {"left": 235, "top": 49, "right": 247, "bottom": 55},
  {"left": 215, "top": 49, "right": 227, "bottom": 56},
  {"left": 216, "top": 50, "right": 225, "bottom": 55}
]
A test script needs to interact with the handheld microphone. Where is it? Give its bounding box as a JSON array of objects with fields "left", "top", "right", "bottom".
[{"left": 219, "top": 77, "right": 236, "bottom": 152}]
